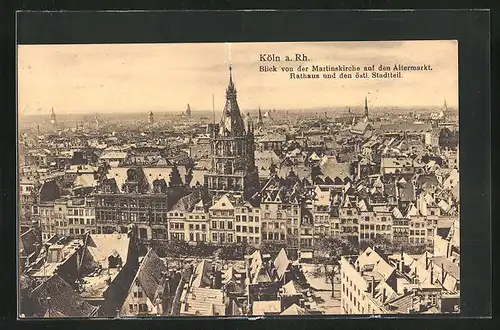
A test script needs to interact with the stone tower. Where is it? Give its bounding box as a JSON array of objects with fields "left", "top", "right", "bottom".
[{"left": 205, "top": 66, "right": 259, "bottom": 201}]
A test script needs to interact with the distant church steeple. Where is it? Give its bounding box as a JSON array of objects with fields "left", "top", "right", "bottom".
[
  {"left": 185, "top": 103, "right": 192, "bottom": 118},
  {"left": 364, "top": 96, "right": 369, "bottom": 119},
  {"left": 257, "top": 106, "right": 263, "bottom": 126},
  {"left": 50, "top": 107, "right": 56, "bottom": 125},
  {"left": 148, "top": 111, "right": 154, "bottom": 124}
]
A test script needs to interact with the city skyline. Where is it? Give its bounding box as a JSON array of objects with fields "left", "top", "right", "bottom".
[{"left": 18, "top": 41, "right": 458, "bottom": 116}]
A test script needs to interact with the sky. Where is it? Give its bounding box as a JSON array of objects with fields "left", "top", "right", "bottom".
[{"left": 17, "top": 40, "right": 458, "bottom": 116}]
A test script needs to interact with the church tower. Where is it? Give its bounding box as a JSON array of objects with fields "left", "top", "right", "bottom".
[
  {"left": 185, "top": 103, "right": 192, "bottom": 118},
  {"left": 257, "top": 106, "right": 263, "bottom": 126},
  {"left": 50, "top": 107, "right": 57, "bottom": 125},
  {"left": 205, "top": 66, "right": 259, "bottom": 201},
  {"left": 148, "top": 111, "right": 154, "bottom": 124}
]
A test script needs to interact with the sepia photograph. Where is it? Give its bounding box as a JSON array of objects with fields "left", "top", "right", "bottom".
[{"left": 17, "top": 40, "right": 460, "bottom": 318}]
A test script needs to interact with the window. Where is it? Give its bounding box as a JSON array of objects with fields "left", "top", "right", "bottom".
[
  {"left": 129, "top": 304, "right": 134, "bottom": 312},
  {"left": 242, "top": 215, "right": 247, "bottom": 222},
  {"left": 255, "top": 227, "right": 259, "bottom": 234},
  {"left": 228, "top": 222, "right": 233, "bottom": 230},
  {"left": 242, "top": 226, "right": 247, "bottom": 233},
  {"left": 236, "top": 225, "right": 241, "bottom": 232},
  {"left": 219, "top": 221, "right": 225, "bottom": 230},
  {"left": 236, "top": 215, "right": 241, "bottom": 222},
  {"left": 189, "top": 224, "right": 194, "bottom": 230},
  {"left": 138, "top": 291, "right": 143, "bottom": 298},
  {"left": 212, "top": 221, "right": 217, "bottom": 229},
  {"left": 212, "top": 233, "right": 217, "bottom": 241}
]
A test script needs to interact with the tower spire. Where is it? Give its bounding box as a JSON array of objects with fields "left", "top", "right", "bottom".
[
  {"left": 226, "top": 64, "right": 236, "bottom": 94},
  {"left": 258, "top": 106, "right": 263, "bottom": 125}
]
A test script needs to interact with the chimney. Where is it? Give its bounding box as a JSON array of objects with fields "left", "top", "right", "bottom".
[
  {"left": 371, "top": 276, "right": 376, "bottom": 297},
  {"left": 399, "top": 246, "right": 404, "bottom": 272},
  {"left": 355, "top": 260, "right": 360, "bottom": 272},
  {"left": 382, "top": 288, "right": 386, "bottom": 302},
  {"left": 441, "top": 263, "right": 445, "bottom": 284},
  {"left": 430, "top": 263, "right": 434, "bottom": 284},
  {"left": 425, "top": 253, "right": 429, "bottom": 270}
]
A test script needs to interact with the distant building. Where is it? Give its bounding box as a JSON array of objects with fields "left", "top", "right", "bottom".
[
  {"left": 148, "top": 111, "right": 154, "bottom": 124},
  {"left": 185, "top": 104, "right": 192, "bottom": 118},
  {"left": 50, "top": 107, "right": 57, "bottom": 126}
]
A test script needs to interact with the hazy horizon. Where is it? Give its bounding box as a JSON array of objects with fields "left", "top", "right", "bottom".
[
  {"left": 18, "top": 104, "right": 457, "bottom": 119},
  {"left": 18, "top": 41, "right": 458, "bottom": 116}
]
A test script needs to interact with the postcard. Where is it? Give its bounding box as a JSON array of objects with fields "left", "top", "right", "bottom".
[{"left": 18, "top": 40, "right": 460, "bottom": 318}]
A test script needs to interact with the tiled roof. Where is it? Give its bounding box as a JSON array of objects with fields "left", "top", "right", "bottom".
[
  {"left": 32, "top": 274, "right": 97, "bottom": 318},
  {"left": 192, "top": 260, "right": 213, "bottom": 288},
  {"left": 274, "top": 248, "right": 290, "bottom": 281},
  {"left": 280, "top": 303, "right": 314, "bottom": 315},
  {"left": 87, "top": 233, "right": 130, "bottom": 266},
  {"left": 210, "top": 194, "right": 235, "bottom": 210},
  {"left": 380, "top": 123, "right": 432, "bottom": 132},
  {"left": 171, "top": 192, "right": 202, "bottom": 212},
  {"left": 134, "top": 249, "right": 167, "bottom": 302}
]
